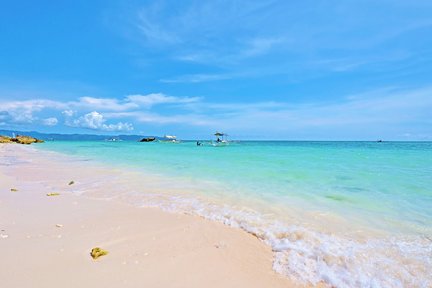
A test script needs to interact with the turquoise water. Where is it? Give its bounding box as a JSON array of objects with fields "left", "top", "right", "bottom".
[
  {"left": 39, "top": 140, "right": 432, "bottom": 234},
  {"left": 37, "top": 141, "right": 432, "bottom": 287}
]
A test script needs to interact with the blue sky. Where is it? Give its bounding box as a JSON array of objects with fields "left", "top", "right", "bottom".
[{"left": 0, "top": 0, "right": 431, "bottom": 140}]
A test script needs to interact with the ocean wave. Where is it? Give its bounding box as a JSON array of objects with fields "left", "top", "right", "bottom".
[{"left": 129, "top": 193, "right": 432, "bottom": 288}]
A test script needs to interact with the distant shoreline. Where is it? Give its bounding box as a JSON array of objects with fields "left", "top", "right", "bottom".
[{"left": 1, "top": 129, "right": 431, "bottom": 142}]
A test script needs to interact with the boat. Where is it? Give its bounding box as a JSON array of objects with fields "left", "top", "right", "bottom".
[
  {"left": 105, "top": 137, "right": 122, "bottom": 142},
  {"left": 139, "top": 137, "right": 156, "bottom": 142},
  {"left": 211, "top": 132, "right": 229, "bottom": 146},
  {"left": 158, "top": 135, "right": 181, "bottom": 143}
]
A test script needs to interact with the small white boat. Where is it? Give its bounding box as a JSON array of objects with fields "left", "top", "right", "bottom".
[
  {"left": 159, "top": 135, "right": 181, "bottom": 143},
  {"left": 106, "top": 137, "right": 122, "bottom": 142}
]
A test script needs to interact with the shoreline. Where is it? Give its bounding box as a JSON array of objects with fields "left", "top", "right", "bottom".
[
  {"left": 0, "top": 144, "right": 300, "bottom": 288},
  {"left": 2, "top": 143, "right": 431, "bottom": 287}
]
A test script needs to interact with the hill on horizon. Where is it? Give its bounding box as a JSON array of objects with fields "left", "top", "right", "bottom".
[{"left": 0, "top": 129, "right": 149, "bottom": 141}]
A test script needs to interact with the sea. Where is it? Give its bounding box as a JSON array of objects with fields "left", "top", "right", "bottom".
[{"left": 37, "top": 140, "right": 432, "bottom": 287}]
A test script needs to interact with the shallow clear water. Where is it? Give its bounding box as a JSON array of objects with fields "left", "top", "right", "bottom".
[{"left": 37, "top": 140, "right": 432, "bottom": 287}]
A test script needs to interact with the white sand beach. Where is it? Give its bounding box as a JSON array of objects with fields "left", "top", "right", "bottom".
[{"left": 0, "top": 144, "right": 308, "bottom": 288}]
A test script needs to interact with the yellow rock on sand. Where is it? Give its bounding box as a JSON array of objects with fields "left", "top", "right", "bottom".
[
  {"left": 0, "top": 136, "right": 13, "bottom": 143},
  {"left": 90, "top": 247, "right": 109, "bottom": 259},
  {"left": 0, "top": 134, "right": 44, "bottom": 144},
  {"left": 10, "top": 188, "right": 18, "bottom": 192},
  {"left": 46, "top": 193, "right": 60, "bottom": 196}
]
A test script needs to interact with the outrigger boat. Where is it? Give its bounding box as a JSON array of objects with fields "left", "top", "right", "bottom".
[
  {"left": 211, "top": 132, "right": 229, "bottom": 146},
  {"left": 158, "top": 135, "right": 181, "bottom": 143}
]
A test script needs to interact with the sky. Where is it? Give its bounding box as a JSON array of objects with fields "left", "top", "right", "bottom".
[{"left": 0, "top": 0, "right": 431, "bottom": 140}]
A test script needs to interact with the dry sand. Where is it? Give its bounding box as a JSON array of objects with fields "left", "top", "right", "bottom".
[{"left": 0, "top": 144, "right": 305, "bottom": 288}]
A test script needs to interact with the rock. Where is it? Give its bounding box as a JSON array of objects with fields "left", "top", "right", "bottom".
[
  {"left": 13, "top": 135, "right": 44, "bottom": 144},
  {"left": 56, "top": 224, "right": 63, "bottom": 228},
  {"left": 139, "top": 137, "right": 156, "bottom": 142},
  {"left": 10, "top": 188, "right": 18, "bottom": 192},
  {"left": 0, "top": 134, "right": 44, "bottom": 145},
  {"left": 0, "top": 136, "right": 12, "bottom": 143},
  {"left": 90, "top": 247, "right": 109, "bottom": 259},
  {"left": 46, "top": 193, "right": 60, "bottom": 196},
  {"left": 68, "top": 181, "right": 74, "bottom": 185}
]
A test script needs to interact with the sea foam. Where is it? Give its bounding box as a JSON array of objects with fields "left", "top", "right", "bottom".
[{"left": 130, "top": 192, "right": 432, "bottom": 288}]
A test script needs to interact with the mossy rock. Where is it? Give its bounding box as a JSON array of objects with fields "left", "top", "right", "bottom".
[
  {"left": 90, "top": 247, "right": 109, "bottom": 259},
  {"left": 10, "top": 188, "right": 18, "bottom": 192}
]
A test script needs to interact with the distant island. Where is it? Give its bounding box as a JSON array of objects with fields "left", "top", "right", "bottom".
[{"left": 0, "top": 129, "right": 149, "bottom": 142}]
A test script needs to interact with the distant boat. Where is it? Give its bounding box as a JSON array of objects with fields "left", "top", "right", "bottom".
[
  {"left": 158, "top": 135, "right": 181, "bottom": 143},
  {"left": 377, "top": 139, "right": 383, "bottom": 143},
  {"left": 139, "top": 137, "right": 156, "bottom": 142},
  {"left": 211, "top": 132, "right": 229, "bottom": 147},
  {"left": 106, "top": 137, "right": 122, "bottom": 142}
]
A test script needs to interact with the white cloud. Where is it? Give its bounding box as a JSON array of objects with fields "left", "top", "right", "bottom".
[
  {"left": 42, "top": 117, "right": 58, "bottom": 126},
  {"left": 67, "top": 111, "right": 133, "bottom": 132},
  {"left": 0, "top": 86, "right": 430, "bottom": 139},
  {"left": 0, "top": 99, "right": 66, "bottom": 111},
  {"left": 0, "top": 93, "right": 199, "bottom": 128},
  {"left": 0, "top": 99, "right": 67, "bottom": 125},
  {"left": 0, "top": 109, "right": 35, "bottom": 124},
  {"left": 62, "top": 110, "right": 76, "bottom": 117}
]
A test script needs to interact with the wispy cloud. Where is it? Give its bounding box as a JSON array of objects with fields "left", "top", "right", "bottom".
[
  {"left": 136, "top": 3, "right": 180, "bottom": 45},
  {"left": 42, "top": 117, "right": 58, "bottom": 126},
  {"left": 241, "top": 37, "right": 285, "bottom": 58},
  {"left": 76, "top": 97, "right": 138, "bottom": 111},
  {"left": 132, "top": 0, "right": 287, "bottom": 83},
  {"left": 160, "top": 73, "right": 237, "bottom": 83},
  {"left": 126, "top": 93, "right": 201, "bottom": 107},
  {"left": 127, "top": 0, "right": 432, "bottom": 82}
]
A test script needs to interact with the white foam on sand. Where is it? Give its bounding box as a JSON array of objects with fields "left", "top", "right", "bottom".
[{"left": 125, "top": 191, "right": 432, "bottom": 288}]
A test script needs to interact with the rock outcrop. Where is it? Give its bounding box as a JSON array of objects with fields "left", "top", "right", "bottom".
[
  {"left": 0, "top": 136, "right": 13, "bottom": 143},
  {"left": 0, "top": 135, "right": 44, "bottom": 144}
]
